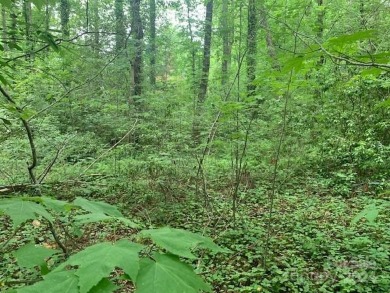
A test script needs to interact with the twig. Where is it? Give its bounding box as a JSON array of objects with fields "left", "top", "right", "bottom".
[
  {"left": 47, "top": 221, "right": 68, "bottom": 258},
  {"left": 0, "top": 86, "right": 37, "bottom": 183}
]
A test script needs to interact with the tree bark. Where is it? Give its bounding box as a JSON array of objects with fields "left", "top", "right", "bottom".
[
  {"left": 259, "top": 0, "right": 278, "bottom": 68},
  {"left": 149, "top": 0, "right": 156, "bottom": 86},
  {"left": 130, "top": 0, "right": 144, "bottom": 96},
  {"left": 60, "top": 0, "right": 70, "bottom": 37},
  {"left": 193, "top": 0, "right": 213, "bottom": 144},
  {"left": 92, "top": 1, "right": 100, "bottom": 52},
  {"left": 316, "top": 0, "right": 325, "bottom": 65},
  {"left": 247, "top": 0, "right": 257, "bottom": 96},
  {"left": 10, "top": 1, "right": 17, "bottom": 46},
  {"left": 23, "top": 0, "right": 32, "bottom": 53},
  {"left": 115, "top": 0, "right": 125, "bottom": 52},
  {"left": 1, "top": 5, "right": 8, "bottom": 51},
  {"left": 221, "top": 0, "right": 232, "bottom": 86},
  {"left": 198, "top": 0, "right": 213, "bottom": 103},
  {"left": 185, "top": 0, "right": 196, "bottom": 89}
]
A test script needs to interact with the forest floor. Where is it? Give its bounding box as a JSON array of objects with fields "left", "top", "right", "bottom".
[{"left": 1, "top": 178, "right": 388, "bottom": 292}]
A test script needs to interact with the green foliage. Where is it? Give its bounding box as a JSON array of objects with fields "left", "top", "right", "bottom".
[
  {"left": 55, "top": 240, "right": 143, "bottom": 293},
  {"left": 0, "top": 0, "right": 389, "bottom": 292},
  {"left": 0, "top": 199, "right": 54, "bottom": 228},
  {"left": 13, "top": 243, "right": 60, "bottom": 269},
  {"left": 0, "top": 197, "right": 228, "bottom": 293},
  {"left": 137, "top": 253, "right": 212, "bottom": 293},
  {"left": 140, "top": 227, "right": 229, "bottom": 259}
]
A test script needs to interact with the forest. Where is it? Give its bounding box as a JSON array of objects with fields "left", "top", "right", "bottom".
[{"left": 0, "top": 0, "right": 389, "bottom": 292}]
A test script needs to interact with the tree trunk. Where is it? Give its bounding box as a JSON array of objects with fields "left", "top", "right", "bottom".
[
  {"left": 149, "top": 0, "right": 156, "bottom": 86},
  {"left": 247, "top": 0, "right": 257, "bottom": 96},
  {"left": 45, "top": 0, "right": 50, "bottom": 33},
  {"left": 198, "top": 0, "right": 213, "bottom": 103},
  {"left": 115, "top": 0, "right": 125, "bottom": 52},
  {"left": 185, "top": 0, "right": 196, "bottom": 90},
  {"left": 220, "top": 0, "right": 232, "bottom": 86},
  {"left": 130, "top": 0, "right": 144, "bottom": 96},
  {"left": 1, "top": 5, "right": 8, "bottom": 51},
  {"left": 60, "top": 0, "right": 70, "bottom": 37},
  {"left": 92, "top": 1, "right": 100, "bottom": 52},
  {"left": 316, "top": 0, "right": 325, "bottom": 65},
  {"left": 10, "top": 2, "right": 17, "bottom": 46},
  {"left": 23, "top": 0, "right": 32, "bottom": 53},
  {"left": 192, "top": 0, "right": 213, "bottom": 144},
  {"left": 259, "top": 0, "right": 278, "bottom": 68}
]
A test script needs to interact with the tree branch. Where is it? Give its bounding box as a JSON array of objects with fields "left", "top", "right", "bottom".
[{"left": 0, "top": 85, "right": 37, "bottom": 183}]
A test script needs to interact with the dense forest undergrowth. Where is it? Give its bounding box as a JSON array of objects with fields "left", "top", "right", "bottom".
[{"left": 1, "top": 0, "right": 390, "bottom": 292}]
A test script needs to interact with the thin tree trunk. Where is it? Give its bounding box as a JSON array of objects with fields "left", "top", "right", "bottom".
[
  {"left": 23, "top": 0, "right": 32, "bottom": 54},
  {"left": 259, "top": 0, "right": 278, "bottom": 68},
  {"left": 198, "top": 0, "right": 213, "bottom": 103},
  {"left": 149, "top": 0, "right": 156, "bottom": 86},
  {"left": 221, "top": 0, "right": 231, "bottom": 86},
  {"left": 247, "top": 0, "right": 257, "bottom": 96},
  {"left": 316, "top": 0, "right": 325, "bottom": 64},
  {"left": 1, "top": 5, "right": 8, "bottom": 51},
  {"left": 45, "top": 0, "right": 50, "bottom": 33},
  {"left": 130, "top": 0, "right": 144, "bottom": 96},
  {"left": 0, "top": 86, "right": 37, "bottom": 184},
  {"left": 115, "top": 0, "right": 125, "bottom": 52},
  {"left": 92, "top": 1, "right": 100, "bottom": 52},
  {"left": 10, "top": 2, "right": 17, "bottom": 46},
  {"left": 185, "top": 0, "right": 196, "bottom": 89},
  {"left": 193, "top": 0, "right": 213, "bottom": 144},
  {"left": 60, "top": 0, "right": 70, "bottom": 37}
]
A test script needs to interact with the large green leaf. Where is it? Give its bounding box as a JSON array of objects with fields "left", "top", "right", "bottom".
[
  {"left": 73, "top": 197, "right": 122, "bottom": 217},
  {"left": 32, "top": 196, "right": 74, "bottom": 213},
  {"left": 88, "top": 278, "right": 118, "bottom": 293},
  {"left": 56, "top": 239, "right": 144, "bottom": 293},
  {"left": 136, "top": 253, "right": 212, "bottom": 293},
  {"left": 17, "top": 271, "right": 78, "bottom": 293},
  {"left": 13, "top": 243, "right": 60, "bottom": 269},
  {"left": 0, "top": 198, "right": 53, "bottom": 228},
  {"left": 139, "top": 227, "right": 229, "bottom": 259}
]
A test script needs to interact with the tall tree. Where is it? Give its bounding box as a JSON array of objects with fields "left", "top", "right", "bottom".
[
  {"left": 259, "top": 0, "right": 278, "bottom": 68},
  {"left": 197, "top": 0, "right": 213, "bottom": 103},
  {"left": 130, "top": 0, "right": 144, "bottom": 96},
  {"left": 316, "top": 0, "right": 325, "bottom": 64},
  {"left": 22, "top": 0, "right": 32, "bottom": 52},
  {"left": 193, "top": 0, "right": 213, "bottom": 143},
  {"left": 115, "top": 0, "right": 126, "bottom": 52},
  {"left": 185, "top": 0, "right": 196, "bottom": 89},
  {"left": 220, "top": 0, "right": 232, "bottom": 86},
  {"left": 91, "top": 0, "right": 100, "bottom": 52},
  {"left": 60, "top": 0, "right": 70, "bottom": 37},
  {"left": 149, "top": 0, "right": 156, "bottom": 86},
  {"left": 1, "top": 5, "right": 8, "bottom": 51},
  {"left": 246, "top": 0, "right": 257, "bottom": 96},
  {"left": 10, "top": 1, "right": 18, "bottom": 46}
]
